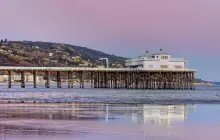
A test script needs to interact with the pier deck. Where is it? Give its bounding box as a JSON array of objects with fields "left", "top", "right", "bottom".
[{"left": 0, "top": 66, "right": 196, "bottom": 90}]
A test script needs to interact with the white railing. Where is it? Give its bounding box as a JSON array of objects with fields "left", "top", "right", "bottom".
[
  {"left": 125, "top": 58, "right": 160, "bottom": 63},
  {"left": 170, "top": 58, "right": 185, "bottom": 62},
  {"left": 0, "top": 66, "right": 196, "bottom": 72},
  {"left": 125, "top": 58, "right": 186, "bottom": 63}
]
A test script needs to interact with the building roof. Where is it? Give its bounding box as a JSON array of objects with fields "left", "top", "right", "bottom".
[
  {"left": 137, "top": 49, "right": 170, "bottom": 58},
  {"left": 152, "top": 51, "right": 169, "bottom": 56},
  {"left": 170, "top": 58, "right": 185, "bottom": 62},
  {"left": 137, "top": 53, "right": 152, "bottom": 58}
]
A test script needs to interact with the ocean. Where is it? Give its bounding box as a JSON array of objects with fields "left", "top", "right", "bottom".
[
  {"left": 0, "top": 84, "right": 220, "bottom": 140},
  {"left": 0, "top": 84, "right": 219, "bottom": 104}
]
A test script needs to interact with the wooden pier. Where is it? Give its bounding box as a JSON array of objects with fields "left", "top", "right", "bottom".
[{"left": 0, "top": 67, "right": 196, "bottom": 90}]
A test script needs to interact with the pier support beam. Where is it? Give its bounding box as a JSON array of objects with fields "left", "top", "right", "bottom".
[
  {"left": 189, "top": 72, "right": 193, "bottom": 89},
  {"left": 68, "top": 71, "right": 73, "bottom": 88},
  {"left": 91, "top": 72, "right": 94, "bottom": 88},
  {"left": 79, "top": 72, "right": 84, "bottom": 88},
  {"left": 186, "top": 72, "right": 189, "bottom": 89},
  {"left": 104, "top": 72, "right": 108, "bottom": 88},
  {"left": 8, "top": 71, "right": 11, "bottom": 88},
  {"left": 113, "top": 73, "right": 118, "bottom": 89},
  {"left": 45, "top": 71, "right": 50, "bottom": 88},
  {"left": 21, "top": 71, "right": 25, "bottom": 88},
  {"left": 57, "top": 71, "right": 61, "bottom": 88},
  {"left": 192, "top": 72, "right": 195, "bottom": 89},
  {"left": 33, "top": 71, "right": 37, "bottom": 88}
]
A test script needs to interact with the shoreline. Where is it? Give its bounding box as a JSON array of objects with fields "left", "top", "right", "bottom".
[
  {"left": 195, "top": 82, "right": 213, "bottom": 86},
  {"left": 0, "top": 81, "right": 214, "bottom": 86},
  {"left": 0, "top": 99, "right": 220, "bottom": 105}
]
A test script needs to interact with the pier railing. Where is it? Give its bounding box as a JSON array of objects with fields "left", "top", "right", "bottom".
[{"left": 0, "top": 66, "right": 196, "bottom": 72}]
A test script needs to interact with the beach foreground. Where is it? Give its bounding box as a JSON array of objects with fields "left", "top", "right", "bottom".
[{"left": 0, "top": 102, "right": 219, "bottom": 140}]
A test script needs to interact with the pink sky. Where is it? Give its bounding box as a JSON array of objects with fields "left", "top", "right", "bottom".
[{"left": 0, "top": 0, "right": 220, "bottom": 80}]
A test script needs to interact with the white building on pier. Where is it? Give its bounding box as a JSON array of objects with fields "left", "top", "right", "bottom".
[{"left": 125, "top": 49, "right": 187, "bottom": 69}]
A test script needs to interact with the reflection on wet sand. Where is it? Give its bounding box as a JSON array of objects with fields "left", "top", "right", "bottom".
[
  {"left": 0, "top": 102, "right": 195, "bottom": 125},
  {"left": 137, "top": 104, "right": 196, "bottom": 126},
  {"left": 0, "top": 103, "right": 220, "bottom": 140}
]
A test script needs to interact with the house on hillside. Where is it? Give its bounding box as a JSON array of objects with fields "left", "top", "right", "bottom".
[
  {"left": 79, "top": 61, "right": 90, "bottom": 67},
  {"left": 97, "top": 65, "right": 105, "bottom": 68},
  {"left": 51, "top": 60, "right": 58, "bottom": 63},
  {"left": 8, "top": 50, "right": 12, "bottom": 53},
  {"left": 125, "top": 49, "right": 187, "bottom": 69},
  {"left": 71, "top": 56, "right": 81, "bottom": 61},
  {"left": 32, "top": 46, "right": 39, "bottom": 49},
  {"left": 112, "top": 63, "right": 123, "bottom": 68},
  {"left": 55, "top": 50, "right": 62, "bottom": 54},
  {"left": 0, "top": 39, "right": 8, "bottom": 45},
  {"left": 48, "top": 53, "right": 53, "bottom": 57}
]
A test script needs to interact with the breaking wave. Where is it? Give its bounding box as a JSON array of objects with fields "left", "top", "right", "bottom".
[{"left": 0, "top": 84, "right": 220, "bottom": 104}]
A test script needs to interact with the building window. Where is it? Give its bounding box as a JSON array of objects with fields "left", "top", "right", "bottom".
[
  {"left": 160, "top": 65, "right": 168, "bottom": 68},
  {"left": 149, "top": 65, "right": 153, "bottom": 68},
  {"left": 161, "top": 56, "right": 168, "bottom": 59},
  {"left": 174, "top": 65, "right": 183, "bottom": 69}
]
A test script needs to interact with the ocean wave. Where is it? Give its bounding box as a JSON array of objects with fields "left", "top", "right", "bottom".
[{"left": 0, "top": 86, "right": 220, "bottom": 104}]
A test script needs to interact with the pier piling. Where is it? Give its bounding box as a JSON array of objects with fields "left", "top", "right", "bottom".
[
  {"left": 8, "top": 71, "right": 11, "bottom": 88},
  {"left": 33, "top": 71, "right": 37, "bottom": 88},
  {"left": 57, "top": 71, "right": 61, "bottom": 88},
  {"left": 21, "top": 71, "right": 25, "bottom": 88},
  {"left": 45, "top": 71, "right": 50, "bottom": 88},
  {"left": 68, "top": 71, "right": 73, "bottom": 88}
]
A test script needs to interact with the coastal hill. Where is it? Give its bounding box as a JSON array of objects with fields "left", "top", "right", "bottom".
[
  {"left": 0, "top": 40, "right": 211, "bottom": 83},
  {"left": 0, "top": 40, "right": 125, "bottom": 67},
  {"left": 195, "top": 78, "right": 213, "bottom": 85}
]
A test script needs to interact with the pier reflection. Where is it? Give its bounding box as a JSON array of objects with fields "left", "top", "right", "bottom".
[
  {"left": 0, "top": 102, "right": 196, "bottom": 126},
  {"left": 136, "top": 104, "right": 196, "bottom": 126}
]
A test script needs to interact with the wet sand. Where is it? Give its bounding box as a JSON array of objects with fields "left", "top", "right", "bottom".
[{"left": 0, "top": 102, "right": 220, "bottom": 140}]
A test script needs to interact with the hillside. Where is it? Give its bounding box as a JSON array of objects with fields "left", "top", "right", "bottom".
[
  {"left": 195, "top": 78, "right": 211, "bottom": 83},
  {"left": 0, "top": 40, "right": 125, "bottom": 67},
  {"left": 195, "top": 78, "right": 212, "bottom": 84}
]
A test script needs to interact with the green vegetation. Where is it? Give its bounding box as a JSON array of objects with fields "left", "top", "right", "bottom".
[{"left": 0, "top": 40, "right": 126, "bottom": 67}]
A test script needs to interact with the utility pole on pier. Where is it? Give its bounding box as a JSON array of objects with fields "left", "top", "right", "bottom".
[{"left": 99, "top": 58, "right": 109, "bottom": 68}]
